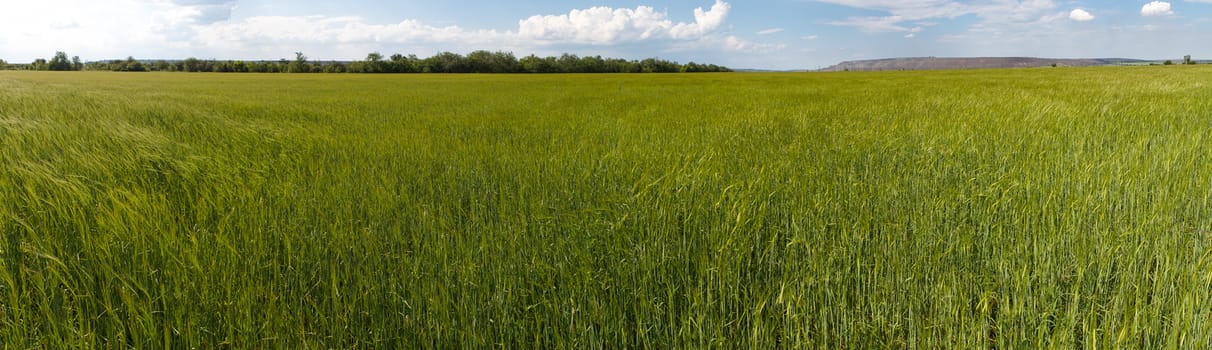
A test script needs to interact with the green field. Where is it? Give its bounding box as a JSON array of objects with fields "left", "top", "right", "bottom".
[{"left": 3, "top": 68, "right": 1212, "bottom": 348}]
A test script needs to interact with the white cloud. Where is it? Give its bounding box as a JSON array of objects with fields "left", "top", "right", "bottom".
[
  {"left": 1142, "top": 1, "right": 1174, "bottom": 16},
  {"left": 819, "top": 0, "right": 1058, "bottom": 32},
  {"left": 200, "top": 1, "right": 735, "bottom": 51},
  {"left": 194, "top": 16, "right": 509, "bottom": 48},
  {"left": 757, "top": 28, "right": 785, "bottom": 35},
  {"left": 170, "top": 0, "right": 237, "bottom": 25},
  {"left": 816, "top": 0, "right": 962, "bottom": 21},
  {"left": 721, "top": 36, "right": 786, "bottom": 51},
  {"left": 1069, "top": 9, "right": 1095, "bottom": 21},
  {"left": 828, "top": 16, "right": 919, "bottom": 32},
  {"left": 663, "top": 33, "right": 785, "bottom": 53},
  {"left": 1037, "top": 12, "right": 1067, "bottom": 23},
  {"left": 673, "top": 1, "right": 733, "bottom": 38},
  {"left": 802, "top": 34, "right": 819, "bottom": 40},
  {"left": 517, "top": 0, "right": 730, "bottom": 43},
  {"left": 904, "top": 33, "right": 916, "bottom": 38},
  {"left": 187, "top": 2, "right": 763, "bottom": 61},
  {"left": 0, "top": 0, "right": 240, "bottom": 60}
]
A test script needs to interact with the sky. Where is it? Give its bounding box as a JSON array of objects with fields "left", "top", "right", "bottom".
[{"left": 1, "top": 0, "right": 1210, "bottom": 70}]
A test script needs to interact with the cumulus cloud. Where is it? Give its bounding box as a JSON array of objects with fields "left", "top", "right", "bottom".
[
  {"left": 1069, "top": 9, "right": 1095, "bottom": 21},
  {"left": 1142, "top": 1, "right": 1174, "bottom": 16},
  {"left": 516, "top": 0, "right": 730, "bottom": 43},
  {"left": 673, "top": 1, "right": 733, "bottom": 38}
]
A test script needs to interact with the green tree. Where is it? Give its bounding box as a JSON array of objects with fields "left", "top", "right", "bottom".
[
  {"left": 183, "top": 58, "right": 203, "bottom": 72},
  {"left": 112, "top": 56, "right": 147, "bottom": 72},
  {"left": 48, "top": 51, "right": 72, "bottom": 71},
  {"left": 638, "top": 58, "right": 660, "bottom": 73},
  {"left": 288, "top": 52, "right": 310, "bottom": 73},
  {"left": 0, "top": 59, "right": 7, "bottom": 70},
  {"left": 465, "top": 50, "right": 518, "bottom": 73},
  {"left": 249, "top": 61, "right": 271, "bottom": 73},
  {"left": 520, "top": 54, "right": 555, "bottom": 73},
  {"left": 364, "top": 52, "right": 386, "bottom": 73},
  {"left": 213, "top": 61, "right": 233, "bottom": 72},
  {"left": 31, "top": 58, "right": 48, "bottom": 70},
  {"left": 423, "top": 52, "right": 465, "bottom": 73},
  {"left": 0, "top": 50, "right": 729, "bottom": 74},
  {"left": 579, "top": 55, "right": 606, "bottom": 73},
  {"left": 150, "top": 60, "right": 172, "bottom": 72},
  {"left": 1164, "top": 60, "right": 1174, "bottom": 65},
  {"left": 323, "top": 62, "right": 348, "bottom": 73},
  {"left": 557, "top": 54, "right": 582, "bottom": 73},
  {"left": 388, "top": 53, "right": 418, "bottom": 73}
]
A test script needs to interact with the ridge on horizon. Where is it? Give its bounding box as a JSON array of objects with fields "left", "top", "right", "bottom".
[{"left": 817, "top": 56, "right": 1184, "bottom": 71}]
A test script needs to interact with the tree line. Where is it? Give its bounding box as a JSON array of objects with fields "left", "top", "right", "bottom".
[{"left": 4, "top": 51, "right": 730, "bottom": 73}]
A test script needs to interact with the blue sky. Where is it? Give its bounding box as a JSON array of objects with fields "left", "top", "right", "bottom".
[{"left": 1, "top": 0, "right": 1210, "bottom": 69}]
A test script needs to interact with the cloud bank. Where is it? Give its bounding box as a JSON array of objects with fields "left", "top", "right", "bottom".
[
  {"left": 0, "top": 0, "right": 773, "bottom": 62},
  {"left": 198, "top": 1, "right": 742, "bottom": 51}
]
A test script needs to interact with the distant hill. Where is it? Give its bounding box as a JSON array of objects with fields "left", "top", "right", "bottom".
[{"left": 820, "top": 57, "right": 1151, "bottom": 71}]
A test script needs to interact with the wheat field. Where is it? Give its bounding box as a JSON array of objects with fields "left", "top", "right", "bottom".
[{"left": 3, "top": 67, "right": 1212, "bottom": 347}]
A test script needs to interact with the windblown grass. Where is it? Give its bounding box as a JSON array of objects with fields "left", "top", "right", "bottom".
[{"left": 3, "top": 67, "right": 1212, "bottom": 347}]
